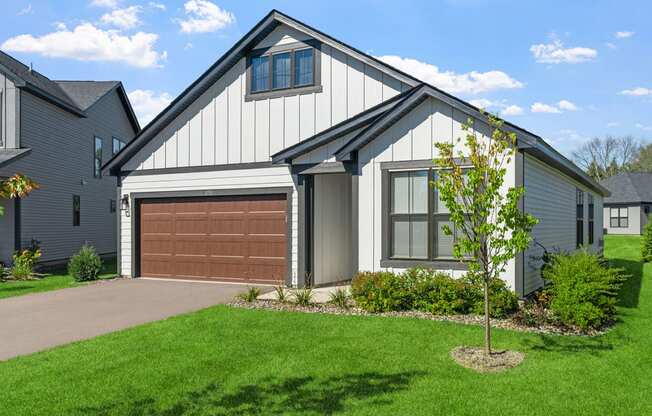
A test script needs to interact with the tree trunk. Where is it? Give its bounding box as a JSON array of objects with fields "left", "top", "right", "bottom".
[{"left": 483, "top": 279, "right": 492, "bottom": 356}]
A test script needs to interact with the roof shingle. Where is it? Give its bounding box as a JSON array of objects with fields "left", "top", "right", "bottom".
[{"left": 600, "top": 172, "right": 652, "bottom": 204}]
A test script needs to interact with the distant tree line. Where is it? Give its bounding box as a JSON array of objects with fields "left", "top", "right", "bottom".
[{"left": 572, "top": 135, "right": 652, "bottom": 181}]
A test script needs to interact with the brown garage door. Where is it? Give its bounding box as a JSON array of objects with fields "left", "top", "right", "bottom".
[{"left": 139, "top": 194, "right": 287, "bottom": 283}]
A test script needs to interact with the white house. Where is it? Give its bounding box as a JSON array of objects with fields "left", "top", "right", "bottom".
[{"left": 104, "top": 10, "right": 608, "bottom": 297}]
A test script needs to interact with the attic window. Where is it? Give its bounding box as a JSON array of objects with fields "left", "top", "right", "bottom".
[{"left": 246, "top": 41, "right": 321, "bottom": 101}]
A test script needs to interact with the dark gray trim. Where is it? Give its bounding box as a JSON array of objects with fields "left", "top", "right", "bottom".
[
  {"left": 13, "top": 197, "right": 21, "bottom": 251},
  {"left": 124, "top": 161, "right": 280, "bottom": 177},
  {"left": 291, "top": 161, "right": 355, "bottom": 175},
  {"left": 379, "top": 158, "right": 472, "bottom": 171},
  {"left": 351, "top": 173, "right": 359, "bottom": 273},
  {"left": 245, "top": 40, "right": 322, "bottom": 102},
  {"left": 380, "top": 259, "right": 469, "bottom": 270},
  {"left": 381, "top": 168, "right": 389, "bottom": 261},
  {"left": 130, "top": 186, "right": 294, "bottom": 284},
  {"left": 0, "top": 148, "right": 31, "bottom": 169},
  {"left": 116, "top": 186, "right": 122, "bottom": 277},
  {"left": 296, "top": 175, "right": 313, "bottom": 287},
  {"left": 271, "top": 88, "right": 414, "bottom": 164}
]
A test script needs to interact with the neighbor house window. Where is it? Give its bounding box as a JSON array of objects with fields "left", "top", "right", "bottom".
[
  {"left": 112, "top": 137, "right": 126, "bottom": 155},
  {"left": 110, "top": 199, "right": 116, "bottom": 213},
  {"left": 576, "top": 189, "right": 584, "bottom": 248},
  {"left": 248, "top": 44, "right": 318, "bottom": 98},
  {"left": 385, "top": 168, "right": 462, "bottom": 263},
  {"left": 94, "top": 137, "right": 103, "bottom": 178},
  {"left": 588, "top": 194, "right": 594, "bottom": 245},
  {"left": 73, "top": 195, "right": 81, "bottom": 226},
  {"left": 610, "top": 207, "right": 628, "bottom": 228}
]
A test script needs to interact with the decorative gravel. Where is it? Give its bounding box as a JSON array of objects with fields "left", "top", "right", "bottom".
[
  {"left": 228, "top": 299, "right": 611, "bottom": 337},
  {"left": 450, "top": 346, "right": 525, "bottom": 373}
]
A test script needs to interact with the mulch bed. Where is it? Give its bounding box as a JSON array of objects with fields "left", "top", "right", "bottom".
[
  {"left": 228, "top": 299, "right": 611, "bottom": 337},
  {"left": 450, "top": 346, "right": 525, "bottom": 373}
]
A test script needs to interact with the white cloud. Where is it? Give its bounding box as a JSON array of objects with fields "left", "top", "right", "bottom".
[
  {"left": 502, "top": 105, "right": 524, "bottom": 116},
  {"left": 18, "top": 4, "right": 33, "bottom": 15},
  {"left": 636, "top": 123, "right": 652, "bottom": 131},
  {"left": 148, "top": 2, "right": 166, "bottom": 10},
  {"left": 1, "top": 23, "right": 167, "bottom": 68},
  {"left": 128, "top": 89, "right": 173, "bottom": 125},
  {"left": 606, "top": 121, "right": 620, "bottom": 127},
  {"left": 101, "top": 6, "right": 142, "bottom": 29},
  {"left": 620, "top": 87, "right": 652, "bottom": 96},
  {"left": 557, "top": 100, "right": 578, "bottom": 111},
  {"left": 531, "top": 102, "right": 561, "bottom": 113},
  {"left": 184, "top": 42, "right": 194, "bottom": 50},
  {"left": 178, "top": 0, "right": 235, "bottom": 34},
  {"left": 615, "top": 31, "right": 634, "bottom": 39},
  {"left": 605, "top": 42, "right": 617, "bottom": 50},
  {"left": 53, "top": 21, "right": 67, "bottom": 30},
  {"left": 375, "top": 55, "right": 523, "bottom": 94},
  {"left": 530, "top": 39, "right": 597, "bottom": 64},
  {"left": 468, "top": 98, "right": 494, "bottom": 108},
  {"left": 90, "top": 0, "right": 119, "bottom": 8}
]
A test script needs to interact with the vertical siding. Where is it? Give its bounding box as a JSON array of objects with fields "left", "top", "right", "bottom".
[
  {"left": 123, "top": 24, "right": 411, "bottom": 171},
  {"left": 119, "top": 167, "right": 299, "bottom": 284},
  {"left": 0, "top": 90, "right": 136, "bottom": 262},
  {"left": 523, "top": 154, "right": 604, "bottom": 294},
  {"left": 0, "top": 74, "right": 19, "bottom": 149}
]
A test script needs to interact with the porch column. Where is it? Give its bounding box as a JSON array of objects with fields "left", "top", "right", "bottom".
[{"left": 296, "top": 174, "right": 313, "bottom": 288}]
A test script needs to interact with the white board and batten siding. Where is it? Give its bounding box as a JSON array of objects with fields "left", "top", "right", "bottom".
[
  {"left": 355, "top": 96, "right": 520, "bottom": 290},
  {"left": 119, "top": 24, "right": 411, "bottom": 283},
  {"left": 523, "top": 154, "right": 603, "bottom": 295}
]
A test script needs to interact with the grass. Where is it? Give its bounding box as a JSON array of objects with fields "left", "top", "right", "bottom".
[
  {"left": 0, "top": 236, "right": 650, "bottom": 415},
  {"left": 0, "top": 260, "right": 117, "bottom": 299}
]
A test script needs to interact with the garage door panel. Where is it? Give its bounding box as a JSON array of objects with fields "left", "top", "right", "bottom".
[{"left": 139, "top": 195, "right": 288, "bottom": 282}]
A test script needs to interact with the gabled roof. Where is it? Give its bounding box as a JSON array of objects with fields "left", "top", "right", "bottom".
[
  {"left": 600, "top": 172, "right": 652, "bottom": 204},
  {"left": 0, "top": 51, "right": 139, "bottom": 131},
  {"left": 271, "top": 87, "right": 418, "bottom": 164}
]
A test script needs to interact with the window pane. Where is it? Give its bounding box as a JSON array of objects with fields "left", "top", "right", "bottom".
[
  {"left": 294, "top": 48, "right": 313, "bottom": 86},
  {"left": 94, "top": 137, "right": 103, "bottom": 178},
  {"left": 392, "top": 218, "right": 410, "bottom": 257},
  {"left": 411, "top": 219, "right": 428, "bottom": 258},
  {"left": 411, "top": 171, "right": 428, "bottom": 214},
  {"left": 436, "top": 219, "right": 455, "bottom": 258},
  {"left": 251, "top": 55, "right": 269, "bottom": 92},
  {"left": 619, "top": 207, "right": 628, "bottom": 218},
  {"left": 610, "top": 208, "right": 618, "bottom": 217},
  {"left": 391, "top": 172, "right": 410, "bottom": 214},
  {"left": 576, "top": 205, "right": 583, "bottom": 218},
  {"left": 272, "top": 52, "right": 291, "bottom": 89},
  {"left": 610, "top": 218, "right": 619, "bottom": 228},
  {"left": 621, "top": 218, "right": 628, "bottom": 228}
]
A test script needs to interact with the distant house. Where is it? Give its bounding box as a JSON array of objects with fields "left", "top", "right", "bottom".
[
  {"left": 103, "top": 10, "right": 608, "bottom": 297},
  {"left": 600, "top": 172, "right": 652, "bottom": 235},
  {"left": 0, "top": 51, "right": 140, "bottom": 266}
]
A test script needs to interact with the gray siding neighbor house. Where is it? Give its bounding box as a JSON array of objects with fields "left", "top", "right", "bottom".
[
  {"left": 600, "top": 172, "right": 652, "bottom": 235},
  {"left": 103, "top": 10, "right": 608, "bottom": 297},
  {"left": 0, "top": 51, "right": 139, "bottom": 266}
]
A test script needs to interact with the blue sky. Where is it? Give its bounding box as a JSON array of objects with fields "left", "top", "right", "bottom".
[{"left": 1, "top": 0, "right": 650, "bottom": 157}]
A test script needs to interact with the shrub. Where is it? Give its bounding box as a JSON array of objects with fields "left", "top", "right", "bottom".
[
  {"left": 274, "top": 284, "right": 288, "bottom": 302},
  {"left": 10, "top": 247, "right": 42, "bottom": 280},
  {"left": 642, "top": 216, "right": 652, "bottom": 262},
  {"left": 543, "top": 250, "right": 627, "bottom": 330},
  {"left": 350, "top": 271, "right": 412, "bottom": 312},
  {"left": 67, "top": 245, "right": 103, "bottom": 282},
  {"left": 409, "top": 268, "right": 470, "bottom": 315},
  {"left": 463, "top": 276, "right": 519, "bottom": 319},
  {"left": 328, "top": 288, "right": 350, "bottom": 309},
  {"left": 238, "top": 286, "right": 261, "bottom": 302},
  {"left": 294, "top": 287, "right": 313, "bottom": 306}
]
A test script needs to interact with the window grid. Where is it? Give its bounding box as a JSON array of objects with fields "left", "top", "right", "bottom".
[
  {"left": 112, "top": 137, "right": 126, "bottom": 155},
  {"left": 610, "top": 207, "right": 628, "bottom": 228},
  {"left": 250, "top": 47, "right": 315, "bottom": 94},
  {"left": 73, "top": 195, "right": 81, "bottom": 227}
]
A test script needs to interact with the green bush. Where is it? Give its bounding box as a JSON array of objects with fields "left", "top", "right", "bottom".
[
  {"left": 237, "top": 286, "right": 261, "bottom": 302},
  {"left": 68, "top": 245, "right": 103, "bottom": 282},
  {"left": 293, "top": 287, "right": 314, "bottom": 306},
  {"left": 543, "top": 250, "right": 627, "bottom": 330},
  {"left": 351, "top": 268, "right": 518, "bottom": 317},
  {"left": 642, "top": 216, "right": 652, "bottom": 262},
  {"left": 10, "top": 247, "right": 42, "bottom": 280}
]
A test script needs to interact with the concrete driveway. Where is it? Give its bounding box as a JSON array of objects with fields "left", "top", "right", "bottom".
[{"left": 0, "top": 278, "right": 258, "bottom": 361}]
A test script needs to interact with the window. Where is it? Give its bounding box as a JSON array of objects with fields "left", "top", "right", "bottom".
[
  {"left": 94, "top": 137, "right": 103, "bottom": 178},
  {"left": 112, "top": 137, "right": 125, "bottom": 155},
  {"left": 385, "top": 168, "right": 462, "bottom": 263},
  {"left": 73, "top": 195, "right": 81, "bottom": 226},
  {"left": 110, "top": 199, "right": 116, "bottom": 213},
  {"left": 247, "top": 44, "right": 319, "bottom": 99},
  {"left": 588, "top": 194, "right": 594, "bottom": 245},
  {"left": 610, "top": 207, "right": 628, "bottom": 228},
  {"left": 294, "top": 48, "right": 314, "bottom": 86},
  {"left": 576, "top": 189, "right": 584, "bottom": 248}
]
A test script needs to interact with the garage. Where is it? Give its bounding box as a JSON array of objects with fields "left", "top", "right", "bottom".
[{"left": 138, "top": 194, "right": 288, "bottom": 283}]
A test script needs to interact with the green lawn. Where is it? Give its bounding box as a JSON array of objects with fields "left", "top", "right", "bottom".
[
  {"left": 0, "top": 236, "right": 650, "bottom": 415},
  {"left": 0, "top": 260, "right": 117, "bottom": 299}
]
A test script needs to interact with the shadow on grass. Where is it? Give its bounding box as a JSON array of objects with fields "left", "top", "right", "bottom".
[
  {"left": 610, "top": 258, "right": 643, "bottom": 308},
  {"left": 521, "top": 334, "right": 614, "bottom": 355},
  {"left": 75, "top": 371, "right": 426, "bottom": 416}
]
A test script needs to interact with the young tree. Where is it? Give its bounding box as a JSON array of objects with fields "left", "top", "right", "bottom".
[
  {"left": 434, "top": 114, "right": 538, "bottom": 356},
  {"left": 0, "top": 173, "right": 39, "bottom": 216}
]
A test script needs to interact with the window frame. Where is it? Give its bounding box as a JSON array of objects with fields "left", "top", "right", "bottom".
[
  {"left": 112, "top": 137, "right": 126, "bottom": 155},
  {"left": 380, "top": 160, "right": 470, "bottom": 270},
  {"left": 588, "top": 194, "right": 594, "bottom": 245},
  {"left": 73, "top": 195, "right": 81, "bottom": 227},
  {"left": 245, "top": 40, "right": 322, "bottom": 101},
  {"left": 609, "top": 206, "right": 629, "bottom": 228},
  {"left": 576, "top": 189, "right": 584, "bottom": 248},
  {"left": 94, "top": 136, "right": 103, "bottom": 178}
]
